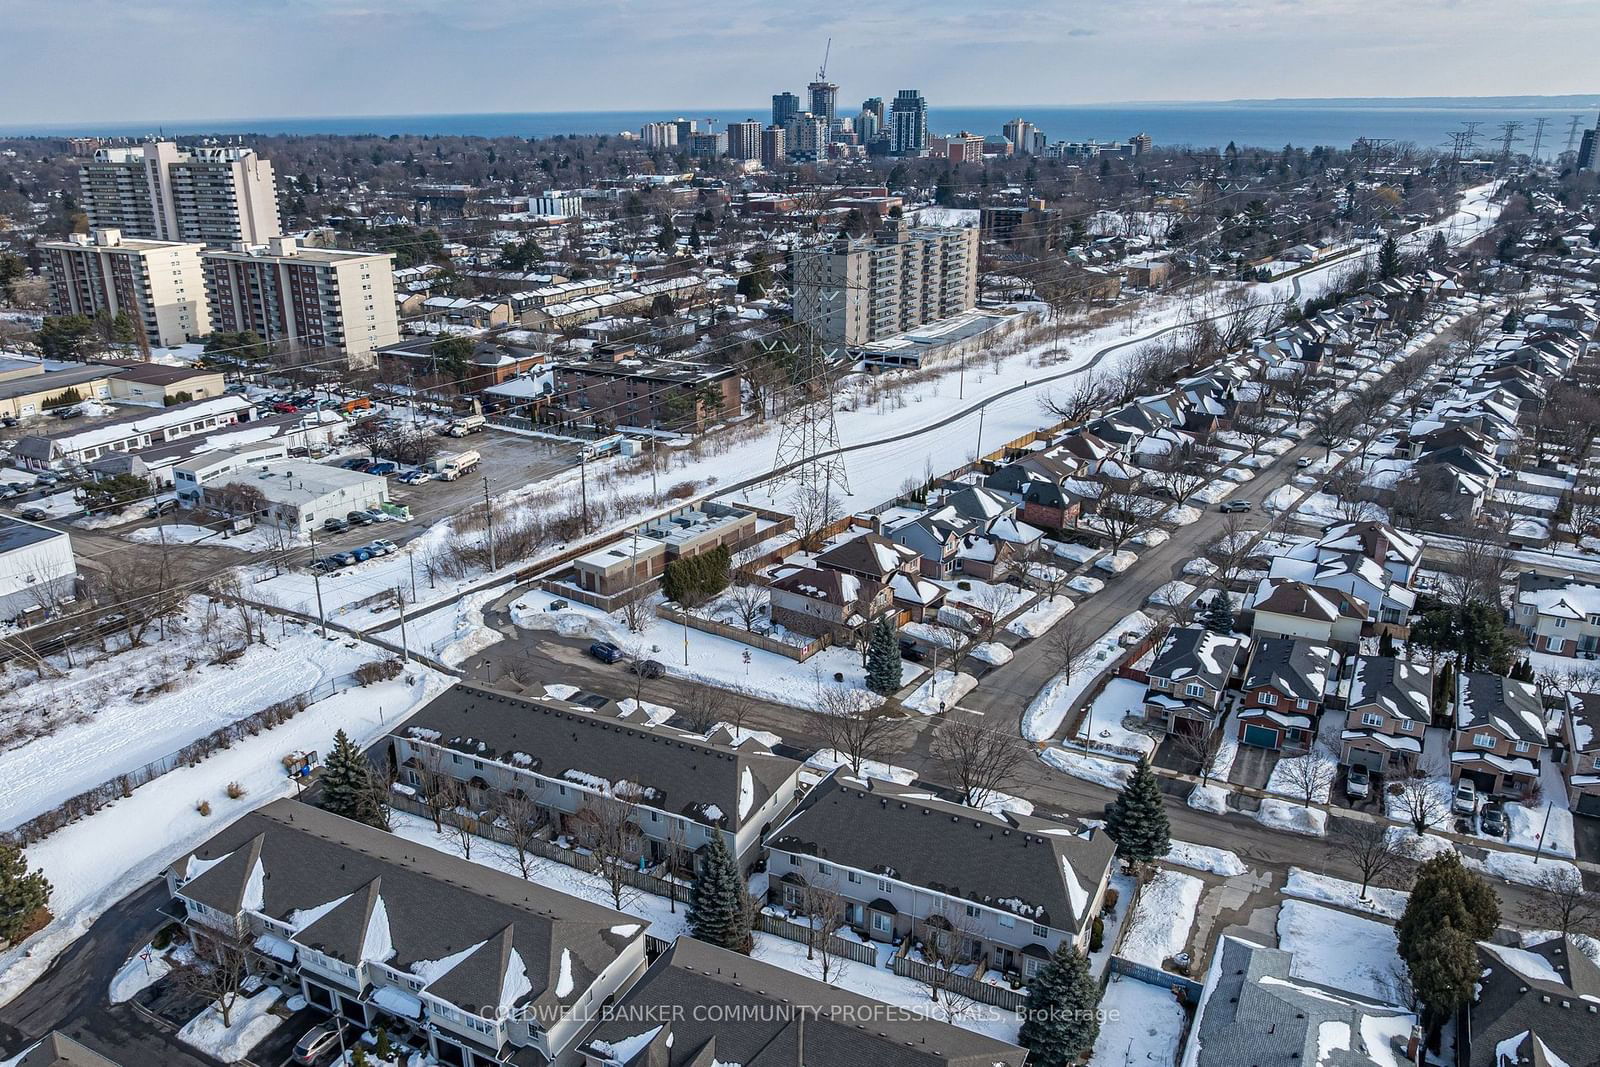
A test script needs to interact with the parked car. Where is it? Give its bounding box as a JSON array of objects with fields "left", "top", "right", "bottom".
[
  {"left": 898, "top": 640, "right": 927, "bottom": 663},
  {"left": 330, "top": 551, "right": 358, "bottom": 567},
  {"left": 341, "top": 457, "right": 373, "bottom": 471},
  {"left": 1452, "top": 778, "right": 1478, "bottom": 815},
  {"left": 146, "top": 498, "right": 179, "bottom": 517},
  {"left": 292, "top": 1023, "right": 344, "bottom": 1064},
  {"left": 346, "top": 511, "right": 374, "bottom": 526},
  {"left": 367, "top": 539, "right": 397, "bottom": 556},
  {"left": 351, "top": 547, "right": 373, "bottom": 563},
  {"left": 34, "top": 473, "right": 59, "bottom": 486},
  {"left": 1479, "top": 804, "right": 1507, "bottom": 838},
  {"left": 629, "top": 658, "right": 664, "bottom": 679},
  {"left": 322, "top": 517, "right": 350, "bottom": 534},
  {"left": 1345, "top": 763, "right": 1371, "bottom": 799},
  {"left": 18, "top": 507, "right": 48, "bottom": 522},
  {"left": 1296, "top": 456, "right": 1313, "bottom": 468},
  {"left": 587, "top": 641, "right": 624, "bottom": 664},
  {"left": 1219, "top": 500, "right": 1253, "bottom": 513},
  {"left": 363, "top": 508, "right": 393, "bottom": 524},
  {"left": 54, "top": 406, "right": 82, "bottom": 419},
  {"left": 0, "top": 415, "right": 18, "bottom": 427},
  {"left": 396, "top": 469, "right": 431, "bottom": 485},
  {"left": 271, "top": 402, "right": 299, "bottom": 414},
  {"left": 310, "top": 557, "right": 339, "bottom": 573},
  {"left": 367, "top": 462, "right": 398, "bottom": 477}
]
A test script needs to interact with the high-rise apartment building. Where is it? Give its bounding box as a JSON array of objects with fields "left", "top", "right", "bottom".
[
  {"left": 772, "top": 92, "right": 801, "bottom": 131},
  {"left": 688, "top": 131, "right": 728, "bottom": 158},
  {"left": 760, "top": 125, "right": 787, "bottom": 167},
  {"left": 640, "top": 122, "right": 679, "bottom": 149},
  {"left": 201, "top": 238, "right": 397, "bottom": 367},
  {"left": 862, "top": 97, "right": 885, "bottom": 125},
  {"left": 1003, "top": 118, "right": 1038, "bottom": 156},
  {"left": 856, "top": 109, "right": 881, "bottom": 143},
  {"left": 791, "top": 218, "right": 979, "bottom": 346},
  {"left": 672, "top": 118, "right": 698, "bottom": 143},
  {"left": 1130, "top": 132, "right": 1153, "bottom": 156},
  {"left": 41, "top": 228, "right": 210, "bottom": 348},
  {"left": 727, "top": 120, "right": 764, "bottom": 161},
  {"left": 807, "top": 80, "right": 839, "bottom": 125},
  {"left": 890, "top": 90, "right": 929, "bottom": 156},
  {"left": 79, "top": 141, "right": 281, "bottom": 246}
]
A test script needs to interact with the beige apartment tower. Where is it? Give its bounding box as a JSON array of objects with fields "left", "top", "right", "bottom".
[
  {"left": 41, "top": 229, "right": 211, "bottom": 348},
  {"left": 80, "top": 141, "right": 282, "bottom": 246},
  {"left": 791, "top": 218, "right": 980, "bottom": 346},
  {"left": 201, "top": 238, "right": 398, "bottom": 367}
]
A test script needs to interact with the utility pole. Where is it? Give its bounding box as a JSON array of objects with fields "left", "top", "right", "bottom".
[
  {"left": 394, "top": 589, "right": 410, "bottom": 663},
  {"left": 308, "top": 529, "right": 328, "bottom": 638},
  {"left": 408, "top": 546, "right": 418, "bottom": 602},
  {"left": 482, "top": 476, "right": 497, "bottom": 572},
  {"left": 974, "top": 406, "right": 986, "bottom": 462}
]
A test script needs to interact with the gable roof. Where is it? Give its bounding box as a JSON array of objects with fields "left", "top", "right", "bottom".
[
  {"left": 1251, "top": 578, "right": 1369, "bottom": 624},
  {"left": 1466, "top": 937, "right": 1600, "bottom": 1067},
  {"left": 813, "top": 532, "right": 919, "bottom": 580},
  {"left": 1349, "top": 656, "right": 1433, "bottom": 724},
  {"left": 1456, "top": 672, "right": 1546, "bottom": 745},
  {"left": 770, "top": 565, "right": 878, "bottom": 609},
  {"left": 768, "top": 774, "right": 1114, "bottom": 933},
  {"left": 579, "top": 937, "right": 1027, "bottom": 1066},
  {"left": 1242, "top": 638, "right": 1337, "bottom": 703},
  {"left": 1149, "top": 626, "right": 1243, "bottom": 690},
  {"left": 11, "top": 1032, "right": 122, "bottom": 1067}
]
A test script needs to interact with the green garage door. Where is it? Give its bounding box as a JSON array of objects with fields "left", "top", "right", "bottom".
[{"left": 1242, "top": 724, "right": 1280, "bottom": 749}]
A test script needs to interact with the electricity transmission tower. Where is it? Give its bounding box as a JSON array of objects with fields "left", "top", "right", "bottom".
[
  {"left": 1528, "top": 117, "right": 1549, "bottom": 162},
  {"left": 1495, "top": 121, "right": 1523, "bottom": 161},
  {"left": 1565, "top": 115, "right": 1586, "bottom": 155},
  {"left": 769, "top": 328, "right": 850, "bottom": 498}
]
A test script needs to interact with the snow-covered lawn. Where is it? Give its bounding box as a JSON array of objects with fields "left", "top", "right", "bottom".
[
  {"left": 1068, "top": 678, "right": 1158, "bottom": 759},
  {"left": 109, "top": 941, "right": 178, "bottom": 1004},
  {"left": 1255, "top": 798, "right": 1328, "bottom": 837},
  {"left": 1162, "top": 504, "right": 1203, "bottom": 526},
  {"left": 125, "top": 523, "right": 293, "bottom": 552},
  {"left": 1468, "top": 847, "right": 1583, "bottom": 889},
  {"left": 1189, "top": 480, "right": 1237, "bottom": 505},
  {"left": 1089, "top": 976, "right": 1187, "bottom": 1067},
  {"left": 1276, "top": 900, "right": 1404, "bottom": 1005},
  {"left": 1265, "top": 752, "right": 1336, "bottom": 804},
  {"left": 1284, "top": 868, "right": 1407, "bottom": 920},
  {"left": 1504, "top": 801, "right": 1575, "bottom": 858},
  {"left": 1022, "top": 611, "right": 1156, "bottom": 741},
  {"left": 1052, "top": 540, "right": 1101, "bottom": 564},
  {"left": 1068, "top": 575, "right": 1105, "bottom": 595},
  {"left": 0, "top": 603, "right": 379, "bottom": 831},
  {"left": 1165, "top": 841, "right": 1246, "bottom": 877},
  {"left": 1095, "top": 549, "right": 1139, "bottom": 574},
  {"left": 1146, "top": 580, "right": 1196, "bottom": 608},
  {"left": 176, "top": 986, "right": 284, "bottom": 1062},
  {"left": 1187, "top": 783, "right": 1229, "bottom": 814},
  {"left": 0, "top": 668, "right": 446, "bottom": 1011},
  {"left": 1120, "top": 870, "right": 1203, "bottom": 969},
  {"left": 509, "top": 588, "right": 922, "bottom": 711},
  {"left": 1005, "top": 596, "right": 1074, "bottom": 639},
  {"left": 804, "top": 750, "right": 918, "bottom": 785},
  {"left": 383, "top": 582, "right": 510, "bottom": 668},
  {"left": 1040, "top": 748, "right": 1134, "bottom": 789},
  {"left": 903, "top": 669, "right": 977, "bottom": 714}
]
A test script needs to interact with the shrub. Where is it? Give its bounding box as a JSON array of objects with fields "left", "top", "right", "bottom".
[
  {"left": 195, "top": 800, "right": 212, "bottom": 816},
  {"left": 1089, "top": 915, "right": 1105, "bottom": 953},
  {"left": 354, "top": 658, "right": 404, "bottom": 686},
  {"left": 225, "top": 782, "right": 246, "bottom": 799},
  {"left": 1101, "top": 886, "right": 1120, "bottom": 914}
]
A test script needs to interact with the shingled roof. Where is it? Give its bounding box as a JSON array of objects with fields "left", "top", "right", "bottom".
[{"left": 1466, "top": 937, "right": 1600, "bottom": 1067}]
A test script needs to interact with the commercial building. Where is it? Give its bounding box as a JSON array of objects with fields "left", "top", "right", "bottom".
[
  {"left": 166, "top": 799, "right": 646, "bottom": 1067},
  {"left": 726, "top": 119, "right": 763, "bottom": 161},
  {"left": 79, "top": 141, "right": 281, "bottom": 245},
  {"left": 549, "top": 344, "right": 741, "bottom": 432},
  {"left": 0, "top": 357, "right": 114, "bottom": 420},
  {"left": 41, "top": 228, "right": 210, "bottom": 348},
  {"left": 528, "top": 192, "right": 584, "bottom": 218},
  {"left": 201, "top": 237, "right": 398, "bottom": 367},
  {"left": 11, "top": 394, "right": 253, "bottom": 471},
  {"left": 173, "top": 448, "right": 390, "bottom": 532},
  {"left": 0, "top": 516, "right": 77, "bottom": 623},
  {"left": 807, "top": 79, "right": 838, "bottom": 124},
  {"left": 890, "top": 89, "right": 928, "bottom": 156},
  {"left": 791, "top": 217, "right": 980, "bottom": 346},
  {"left": 771, "top": 91, "right": 800, "bottom": 130}
]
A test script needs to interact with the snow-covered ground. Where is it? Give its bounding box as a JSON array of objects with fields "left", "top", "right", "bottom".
[
  {"left": 903, "top": 669, "right": 978, "bottom": 714},
  {"left": 125, "top": 523, "right": 293, "bottom": 552},
  {"left": 1067, "top": 677, "right": 1158, "bottom": 758},
  {"left": 1255, "top": 798, "right": 1328, "bottom": 837},
  {"left": 1165, "top": 840, "right": 1246, "bottom": 878},
  {"left": 1040, "top": 748, "right": 1135, "bottom": 789},
  {"left": 1119, "top": 870, "right": 1203, "bottom": 969},
  {"left": 380, "top": 582, "right": 510, "bottom": 668},
  {"left": 1276, "top": 900, "right": 1404, "bottom": 1005},
  {"left": 1283, "top": 868, "right": 1407, "bottom": 920},
  {"left": 1089, "top": 976, "right": 1187, "bottom": 1067},
  {"left": 1022, "top": 611, "right": 1156, "bottom": 741},
  {"left": 804, "top": 749, "right": 918, "bottom": 785},
  {"left": 1005, "top": 596, "right": 1073, "bottom": 639},
  {"left": 177, "top": 988, "right": 284, "bottom": 1062},
  {"left": 0, "top": 605, "right": 378, "bottom": 831},
  {"left": 0, "top": 667, "right": 446, "bottom": 1010}
]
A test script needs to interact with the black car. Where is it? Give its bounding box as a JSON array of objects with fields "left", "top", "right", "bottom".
[
  {"left": 1479, "top": 805, "right": 1508, "bottom": 838},
  {"left": 587, "top": 641, "right": 623, "bottom": 664},
  {"left": 18, "top": 507, "right": 48, "bottom": 522},
  {"left": 322, "top": 517, "right": 350, "bottom": 534},
  {"left": 629, "top": 658, "right": 664, "bottom": 679},
  {"left": 346, "top": 510, "right": 374, "bottom": 526},
  {"left": 898, "top": 640, "right": 927, "bottom": 663}
]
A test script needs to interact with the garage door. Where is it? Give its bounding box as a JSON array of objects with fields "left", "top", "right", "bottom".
[
  {"left": 1242, "top": 724, "right": 1280, "bottom": 749},
  {"left": 1578, "top": 792, "right": 1600, "bottom": 818}
]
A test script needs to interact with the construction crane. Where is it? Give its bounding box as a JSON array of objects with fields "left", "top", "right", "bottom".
[{"left": 816, "top": 37, "right": 832, "bottom": 82}]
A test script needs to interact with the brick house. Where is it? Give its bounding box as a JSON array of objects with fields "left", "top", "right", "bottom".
[
  {"left": 1236, "top": 637, "right": 1338, "bottom": 752},
  {"left": 1451, "top": 672, "right": 1546, "bottom": 797},
  {"left": 1562, "top": 692, "right": 1600, "bottom": 817},
  {"left": 1143, "top": 625, "right": 1245, "bottom": 736},
  {"left": 767, "top": 566, "right": 891, "bottom": 643},
  {"left": 1340, "top": 655, "right": 1433, "bottom": 775}
]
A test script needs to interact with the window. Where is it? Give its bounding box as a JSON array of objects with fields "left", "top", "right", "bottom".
[
  {"left": 877, "top": 877, "right": 890, "bottom": 892},
  {"left": 1152, "top": 677, "right": 1171, "bottom": 690},
  {"left": 816, "top": 861, "right": 830, "bottom": 876},
  {"left": 1472, "top": 733, "right": 1495, "bottom": 748},
  {"left": 1592, "top": 755, "right": 1600, "bottom": 771},
  {"left": 965, "top": 903, "right": 980, "bottom": 919},
  {"left": 1398, "top": 720, "right": 1414, "bottom": 732},
  {"left": 998, "top": 914, "right": 1015, "bottom": 928},
  {"left": 1024, "top": 958, "right": 1043, "bottom": 977},
  {"left": 1184, "top": 683, "right": 1205, "bottom": 698},
  {"left": 1514, "top": 741, "right": 1529, "bottom": 753},
  {"left": 1032, "top": 923, "right": 1048, "bottom": 938},
  {"left": 1259, "top": 691, "right": 1278, "bottom": 706},
  {"left": 872, "top": 913, "right": 891, "bottom": 933},
  {"left": 1362, "top": 712, "right": 1384, "bottom": 728},
  {"left": 1296, "top": 699, "right": 1310, "bottom": 710},
  {"left": 846, "top": 870, "right": 862, "bottom": 885}
]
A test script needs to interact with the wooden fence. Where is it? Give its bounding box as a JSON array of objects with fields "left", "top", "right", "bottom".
[
  {"left": 655, "top": 605, "right": 830, "bottom": 662},
  {"left": 889, "top": 955, "right": 1031, "bottom": 1013},
  {"left": 753, "top": 913, "right": 881, "bottom": 967}
]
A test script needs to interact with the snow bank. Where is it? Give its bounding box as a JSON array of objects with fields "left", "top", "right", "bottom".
[
  {"left": 902, "top": 670, "right": 977, "bottom": 714},
  {"left": 1120, "top": 870, "right": 1203, "bottom": 968},
  {"left": 969, "top": 642, "right": 1014, "bottom": 666},
  {"left": 1041, "top": 747, "right": 1133, "bottom": 789},
  {"left": 1165, "top": 841, "right": 1246, "bottom": 877},
  {"left": 1255, "top": 798, "right": 1328, "bottom": 836},
  {"left": 1284, "top": 868, "right": 1407, "bottom": 920},
  {"left": 1187, "top": 783, "right": 1229, "bottom": 814},
  {"left": 177, "top": 987, "right": 284, "bottom": 1062},
  {"left": 1005, "top": 596, "right": 1073, "bottom": 639},
  {"left": 1021, "top": 611, "right": 1156, "bottom": 741},
  {"left": 1095, "top": 549, "right": 1139, "bottom": 574}
]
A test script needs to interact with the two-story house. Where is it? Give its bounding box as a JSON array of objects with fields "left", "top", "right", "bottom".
[
  {"left": 764, "top": 774, "right": 1115, "bottom": 981},
  {"left": 575, "top": 937, "right": 1028, "bottom": 1067},
  {"left": 1339, "top": 656, "right": 1434, "bottom": 775},
  {"left": 767, "top": 566, "right": 891, "bottom": 642},
  {"left": 812, "top": 531, "right": 922, "bottom": 585},
  {"left": 1562, "top": 692, "right": 1600, "bottom": 817},
  {"left": 1460, "top": 937, "right": 1597, "bottom": 1067},
  {"left": 1452, "top": 672, "right": 1547, "bottom": 797},
  {"left": 1236, "top": 638, "right": 1339, "bottom": 752},
  {"left": 1248, "top": 578, "right": 1368, "bottom": 649},
  {"left": 167, "top": 800, "right": 647, "bottom": 1067},
  {"left": 1515, "top": 573, "right": 1600, "bottom": 658},
  {"left": 390, "top": 683, "right": 805, "bottom": 874},
  {"left": 1142, "top": 625, "right": 1245, "bottom": 736}
]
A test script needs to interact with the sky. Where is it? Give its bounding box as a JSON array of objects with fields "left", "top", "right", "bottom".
[{"left": 2, "top": 0, "right": 1596, "bottom": 124}]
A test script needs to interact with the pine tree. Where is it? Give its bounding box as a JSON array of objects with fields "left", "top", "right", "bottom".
[
  {"left": 1203, "top": 592, "right": 1234, "bottom": 634},
  {"left": 320, "top": 730, "right": 383, "bottom": 828},
  {"left": 1103, "top": 758, "right": 1170, "bottom": 864},
  {"left": 687, "top": 835, "right": 752, "bottom": 953},
  {"left": 0, "top": 842, "right": 52, "bottom": 942},
  {"left": 1378, "top": 234, "right": 1401, "bottom": 280},
  {"left": 866, "top": 618, "right": 903, "bottom": 695},
  {"left": 1017, "top": 944, "right": 1102, "bottom": 1066},
  {"left": 1378, "top": 630, "right": 1397, "bottom": 658},
  {"left": 1396, "top": 851, "right": 1499, "bottom": 1026}
]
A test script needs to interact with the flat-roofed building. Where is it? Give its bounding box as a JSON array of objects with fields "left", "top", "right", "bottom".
[
  {"left": 0, "top": 516, "right": 77, "bottom": 623},
  {"left": 41, "top": 229, "right": 211, "bottom": 348},
  {"left": 79, "top": 141, "right": 280, "bottom": 245},
  {"left": 173, "top": 449, "right": 389, "bottom": 533}
]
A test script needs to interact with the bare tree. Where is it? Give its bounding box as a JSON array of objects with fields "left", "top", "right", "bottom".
[
  {"left": 1019, "top": 540, "right": 1070, "bottom": 602},
  {"left": 678, "top": 685, "right": 730, "bottom": 735},
  {"left": 795, "top": 879, "right": 851, "bottom": 984},
  {"left": 1150, "top": 580, "right": 1199, "bottom": 627},
  {"left": 1330, "top": 820, "right": 1407, "bottom": 901},
  {"left": 1326, "top": 464, "right": 1381, "bottom": 524},
  {"left": 969, "top": 583, "right": 1016, "bottom": 645},
  {"left": 912, "top": 903, "right": 983, "bottom": 1022},
  {"left": 1524, "top": 866, "right": 1599, "bottom": 941},
  {"left": 571, "top": 790, "right": 644, "bottom": 911},
  {"left": 1041, "top": 373, "right": 1109, "bottom": 425},
  {"left": 1095, "top": 485, "right": 1164, "bottom": 554},
  {"left": 930, "top": 717, "right": 1026, "bottom": 809},
  {"left": 806, "top": 684, "right": 907, "bottom": 776},
  {"left": 1276, "top": 744, "right": 1338, "bottom": 807},
  {"left": 1146, "top": 444, "right": 1217, "bottom": 505},
  {"left": 492, "top": 789, "right": 547, "bottom": 881},
  {"left": 172, "top": 928, "right": 254, "bottom": 1028},
  {"left": 724, "top": 580, "right": 768, "bottom": 632},
  {"left": 439, "top": 778, "right": 477, "bottom": 860},
  {"left": 411, "top": 744, "right": 453, "bottom": 833},
  {"left": 1230, "top": 411, "right": 1277, "bottom": 458},
  {"left": 792, "top": 482, "right": 843, "bottom": 552},
  {"left": 1171, "top": 727, "right": 1228, "bottom": 787},
  {"left": 1393, "top": 772, "right": 1449, "bottom": 834},
  {"left": 1203, "top": 514, "right": 1255, "bottom": 589},
  {"left": 1437, "top": 523, "right": 1513, "bottom": 608},
  {"left": 615, "top": 583, "right": 652, "bottom": 634}
]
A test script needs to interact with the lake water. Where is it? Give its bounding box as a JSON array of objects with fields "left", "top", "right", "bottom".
[{"left": 5, "top": 103, "right": 1596, "bottom": 154}]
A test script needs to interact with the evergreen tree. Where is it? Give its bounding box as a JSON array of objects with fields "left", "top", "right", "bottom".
[
  {"left": 687, "top": 835, "right": 752, "bottom": 953},
  {"left": 1017, "top": 944, "right": 1102, "bottom": 1066},
  {"left": 320, "top": 730, "right": 384, "bottom": 828},
  {"left": 1378, "top": 234, "right": 1401, "bottom": 280},
  {"left": 1378, "top": 630, "right": 1397, "bottom": 658},
  {"left": 865, "top": 618, "right": 903, "bottom": 695},
  {"left": 1103, "top": 758, "right": 1170, "bottom": 864},
  {"left": 1203, "top": 592, "right": 1234, "bottom": 634},
  {"left": 0, "top": 842, "right": 52, "bottom": 942},
  {"left": 1396, "top": 852, "right": 1499, "bottom": 1026}
]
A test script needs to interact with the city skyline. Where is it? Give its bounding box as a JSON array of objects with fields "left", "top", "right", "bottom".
[{"left": 2, "top": 0, "right": 1595, "bottom": 126}]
